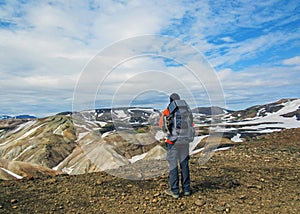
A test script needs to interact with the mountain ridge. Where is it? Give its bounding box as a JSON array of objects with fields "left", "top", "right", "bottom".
[
  {"left": 2, "top": 98, "right": 298, "bottom": 120},
  {"left": 0, "top": 98, "right": 299, "bottom": 180}
]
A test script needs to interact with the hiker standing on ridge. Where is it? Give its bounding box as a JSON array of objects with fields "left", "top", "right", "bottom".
[{"left": 159, "top": 93, "right": 195, "bottom": 199}]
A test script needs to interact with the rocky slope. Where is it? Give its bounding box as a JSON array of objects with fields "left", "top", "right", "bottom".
[
  {"left": 0, "top": 114, "right": 163, "bottom": 177},
  {"left": 0, "top": 116, "right": 76, "bottom": 168},
  {"left": 0, "top": 128, "right": 299, "bottom": 213},
  {"left": 230, "top": 98, "right": 298, "bottom": 120},
  {"left": 0, "top": 159, "right": 59, "bottom": 180}
]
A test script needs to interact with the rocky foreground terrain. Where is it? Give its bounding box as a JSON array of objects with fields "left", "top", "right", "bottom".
[{"left": 0, "top": 128, "right": 299, "bottom": 213}]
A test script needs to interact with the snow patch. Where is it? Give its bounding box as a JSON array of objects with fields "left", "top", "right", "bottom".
[
  {"left": 8, "top": 120, "right": 37, "bottom": 135},
  {"left": 0, "top": 167, "right": 23, "bottom": 179},
  {"left": 102, "top": 131, "right": 114, "bottom": 138},
  {"left": 189, "top": 136, "right": 208, "bottom": 154},
  {"left": 76, "top": 132, "right": 89, "bottom": 141},
  {"left": 73, "top": 123, "right": 92, "bottom": 131},
  {"left": 214, "top": 147, "right": 232, "bottom": 151},
  {"left": 113, "top": 110, "right": 128, "bottom": 118},
  {"left": 191, "top": 147, "right": 205, "bottom": 155},
  {"left": 61, "top": 166, "right": 75, "bottom": 174},
  {"left": 16, "top": 123, "right": 46, "bottom": 141},
  {"left": 96, "top": 121, "right": 107, "bottom": 127},
  {"left": 13, "top": 145, "right": 34, "bottom": 160},
  {"left": 129, "top": 153, "right": 148, "bottom": 163},
  {"left": 231, "top": 133, "right": 243, "bottom": 143},
  {"left": 53, "top": 125, "right": 64, "bottom": 136}
]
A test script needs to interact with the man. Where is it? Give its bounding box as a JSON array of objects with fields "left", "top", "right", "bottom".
[{"left": 159, "top": 93, "right": 194, "bottom": 198}]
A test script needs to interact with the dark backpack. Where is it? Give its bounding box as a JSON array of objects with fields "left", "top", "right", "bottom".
[{"left": 167, "top": 100, "right": 195, "bottom": 143}]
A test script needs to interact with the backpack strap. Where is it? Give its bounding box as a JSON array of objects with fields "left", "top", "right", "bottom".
[
  {"left": 168, "top": 100, "right": 189, "bottom": 114},
  {"left": 168, "top": 100, "right": 177, "bottom": 114}
]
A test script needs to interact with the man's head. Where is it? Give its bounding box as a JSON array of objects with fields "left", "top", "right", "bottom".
[{"left": 170, "top": 93, "right": 180, "bottom": 103}]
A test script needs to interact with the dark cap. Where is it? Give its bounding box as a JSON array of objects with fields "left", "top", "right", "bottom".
[{"left": 170, "top": 93, "right": 180, "bottom": 102}]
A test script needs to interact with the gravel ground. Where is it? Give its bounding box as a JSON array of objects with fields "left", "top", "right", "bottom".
[{"left": 0, "top": 128, "right": 299, "bottom": 213}]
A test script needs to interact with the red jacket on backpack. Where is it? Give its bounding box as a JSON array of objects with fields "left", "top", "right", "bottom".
[{"left": 159, "top": 108, "right": 174, "bottom": 145}]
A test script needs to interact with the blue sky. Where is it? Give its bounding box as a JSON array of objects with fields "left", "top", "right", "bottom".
[{"left": 0, "top": 0, "right": 299, "bottom": 117}]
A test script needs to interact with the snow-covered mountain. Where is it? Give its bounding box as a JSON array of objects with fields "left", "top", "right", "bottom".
[
  {"left": 217, "top": 98, "right": 300, "bottom": 140},
  {"left": 192, "top": 106, "right": 232, "bottom": 115},
  {"left": 0, "top": 99, "right": 299, "bottom": 180}
]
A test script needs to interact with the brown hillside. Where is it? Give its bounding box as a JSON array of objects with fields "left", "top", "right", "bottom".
[{"left": 0, "top": 128, "right": 299, "bottom": 213}]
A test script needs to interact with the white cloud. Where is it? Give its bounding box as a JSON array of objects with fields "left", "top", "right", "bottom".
[
  {"left": 217, "top": 62, "right": 300, "bottom": 110},
  {"left": 283, "top": 56, "right": 300, "bottom": 66},
  {"left": 209, "top": 29, "right": 300, "bottom": 68},
  {"left": 74, "top": 42, "right": 223, "bottom": 111},
  {"left": 0, "top": 0, "right": 299, "bottom": 116},
  {"left": 281, "top": 56, "right": 300, "bottom": 72},
  {"left": 170, "top": 1, "right": 300, "bottom": 70},
  {"left": 220, "top": 37, "right": 234, "bottom": 43}
]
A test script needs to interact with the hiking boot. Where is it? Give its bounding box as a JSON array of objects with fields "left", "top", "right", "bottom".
[
  {"left": 183, "top": 191, "right": 191, "bottom": 196},
  {"left": 165, "top": 190, "right": 180, "bottom": 199}
]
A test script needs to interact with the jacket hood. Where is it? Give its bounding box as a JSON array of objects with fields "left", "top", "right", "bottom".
[{"left": 170, "top": 93, "right": 180, "bottom": 102}]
